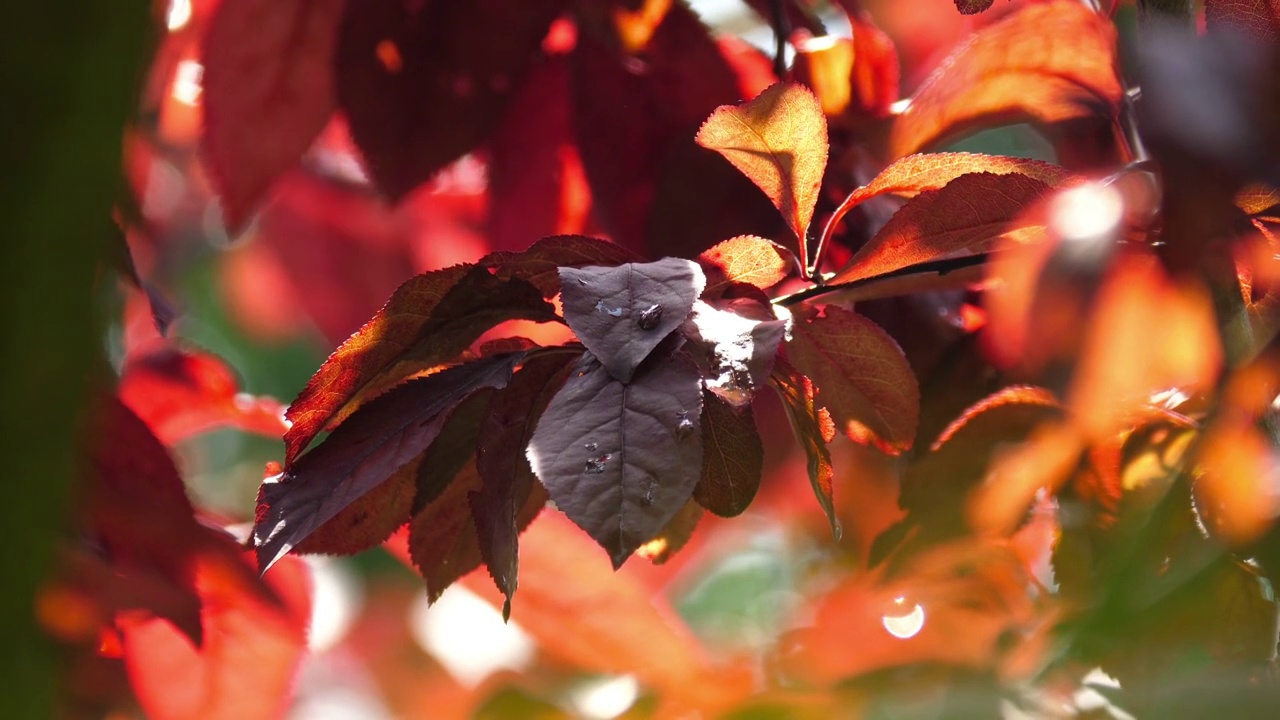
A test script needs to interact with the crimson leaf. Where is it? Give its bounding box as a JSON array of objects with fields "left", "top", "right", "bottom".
[
  {"left": 558, "top": 258, "right": 705, "bottom": 383},
  {"left": 527, "top": 352, "right": 704, "bottom": 568},
  {"left": 255, "top": 352, "right": 523, "bottom": 571},
  {"left": 771, "top": 358, "right": 839, "bottom": 537}
]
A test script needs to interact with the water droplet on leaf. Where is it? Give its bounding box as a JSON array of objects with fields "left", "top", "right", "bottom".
[
  {"left": 675, "top": 410, "right": 694, "bottom": 439},
  {"left": 881, "top": 595, "right": 925, "bottom": 639},
  {"left": 584, "top": 454, "right": 611, "bottom": 475},
  {"left": 584, "top": 441, "right": 598, "bottom": 452},
  {"left": 594, "top": 299, "right": 624, "bottom": 317},
  {"left": 637, "top": 304, "right": 663, "bottom": 330}
]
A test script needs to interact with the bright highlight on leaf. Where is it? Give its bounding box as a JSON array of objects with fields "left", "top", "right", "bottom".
[{"left": 696, "top": 82, "right": 829, "bottom": 267}]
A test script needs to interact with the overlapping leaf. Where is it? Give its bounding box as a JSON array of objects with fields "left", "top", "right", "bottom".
[
  {"left": 697, "top": 235, "right": 795, "bottom": 297},
  {"left": 336, "top": 0, "right": 563, "bottom": 199},
  {"left": 283, "top": 264, "right": 555, "bottom": 465},
  {"left": 558, "top": 258, "right": 705, "bottom": 383},
  {"left": 694, "top": 389, "right": 764, "bottom": 517},
  {"left": 771, "top": 359, "right": 839, "bottom": 536},
  {"left": 636, "top": 499, "right": 704, "bottom": 565},
  {"left": 255, "top": 353, "right": 524, "bottom": 571},
  {"left": 785, "top": 305, "right": 919, "bottom": 454},
  {"left": 201, "top": 0, "right": 343, "bottom": 230},
  {"left": 482, "top": 234, "right": 640, "bottom": 299},
  {"left": 696, "top": 82, "right": 829, "bottom": 262},
  {"left": 681, "top": 299, "right": 787, "bottom": 407},
  {"left": 829, "top": 171, "right": 1055, "bottom": 284},
  {"left": 889, "top": 1, "right": 1122, "bottom": 159},
  {"left": 527, "top": 352, "right": 704, "bottom": 567}
]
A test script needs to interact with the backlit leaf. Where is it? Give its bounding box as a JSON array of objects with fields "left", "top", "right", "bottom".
[
  {"left": 694, "top": 389, "right": 763, "bottom": 517},
  {"left": 1205, "top": 0, "right": 1280, "bottom": 43},
  {"left": 785, "top": 305, "right": 919, "bottom": 454},
  {"left": 472, "top": 352, "right": 578, "bottom": 611},
  {"left": 1235, "top": 183, "right": 1280, "bottom": 215},
  {"left": 771, "top": 359, "right": 839, "bottom": 536},
  {"left": 201, "top": 0, "right": 343, "bottom": 231},
  {"left": 696, "top": 82, "right": 829, "bottom": 260},
  {"left": 889, "top": 2, "right": 1122, "bottom": 159},
  {"left": 526, "top": 352, "right": 704, "bottom": 567},
  {"left": 283, "top": 265, "right": 555, "bottom": 465},
  {"left": 255, "top": 353, "right": 524, "bottom": 572},
  {"left": 697, "top": 235, "right": 795, "bottom": 296},
  {"left": 829, "top": 172, "right": 1054, "bottom": 284},
  {"left": 558, "top": 258, "right": 705, "bottom": 383},
  {"left": 482, "top": 234, "right": 640, "bottom": 299},
  {"left": 1196, "top": 417, "right": 1278, "bottom": 547},
  {"left": 336, "top": 0, "right": 563, "bottom": 199},
  {"left": 681, "top": 299, "right": 787, "bottom": 407}
]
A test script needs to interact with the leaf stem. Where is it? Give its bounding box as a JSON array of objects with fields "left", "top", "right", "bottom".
[{"left": 770, "top": 0, "right": 791, "bottom": 80}]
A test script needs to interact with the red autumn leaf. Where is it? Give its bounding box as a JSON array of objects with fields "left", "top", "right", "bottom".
[
  {"left": 201, "top": 0, "right": 344, "bottom": 231},
  {"left": 820, "top": 153, "right": 1073, "bottom": 254},
  {"left": 482, "top": 234, "right": 641, "bottom": 298},
  {"left": 889, "top": 1, "right": 1123, "bottom": 159},
  {"left": 694, "top": 388, "right": 764, "bottom": 517},
  {"left": 485, "top": 54, "right": 591, "bottom": 252},
  {"left": 955, "top": 0, "right": 996, "bottom": 13},
  {"left": 829, "top": 171, "right": 1055, "bottom": 284},
  {"left": 117, "top": 347, "right": 287, "bottom": 445},
  {"left": 696, "top": 82, "right": 829, "bottom": 262},
  {"left": 1205, "top": 0, "right": 1280, "bottom": 43},
  {"left": 770, "top": 358, "right": 839, "bottom": 536},
  {"left": 282, "top": 265, "right": 555, "bottom": 465},
  {"left": 848, "top": 4, "right": 900, "bottom": 119},
  {"left": 697, "top": 235, "right": 796, "bottom": 296},
  {"left": 121, "top": 552, "right": 311, "bottom": 720},
  {"left": 785, "top": 304, "right": 920, "bottom": 454},
  {"left": 256, "top": 353, "right": 524, "bottom": 571}
]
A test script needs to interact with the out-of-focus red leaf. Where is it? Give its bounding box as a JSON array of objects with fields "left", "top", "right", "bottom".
[
  {"left": 829, "top": 171, "right": 1054, "bottom": 284},
  {"left": 118, "top": 347, "right": 287, "bottom": 445},
  {"left": 889, "top": 1, "right": 1122, "bottom": 159},
  {"left": 282, "top": 266, "right": 555, "bottom": 465},
  {"left": 770, "top": 358, "right": 839, "bottom": 535},
  {"left": 786, "top": 305, "right": 920, "bottom": 454},
  {"left": 122, "top": 552, "right": 311, "bottom": 720},
  {"left": 486, "top": 53, "right": 592, "bottom": 252},
  {"left": 697, "top": 235, "right": 796, "bottom": 296},
  {"left": 201, "top": 0, "right": 344, "bottom": 230},
  {"left": 336, "top": 0, "right": 565, "bottom": 200},
  {"left": 1197, "top": 417, "right": 1280, "bottom": 547},
  {"left": 482, "top": 234, "right": 641, "bottom": 298},
  {"left": 848, "top": 5, "right": 901, "bottom": 118},
  {"left": 1205, "top": 0, "right": 1280, "bottom": 43},
  {"left": 696, "top": 82, "right": 829, "bottom": 261}
]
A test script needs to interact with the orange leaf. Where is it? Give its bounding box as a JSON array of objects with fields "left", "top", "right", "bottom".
[
  {"left": 786, "top": 305, "right": 920, "bottom": 454},
  {"left": 1235, "top": 183, "right": 1280, "bottom": 215},
  {"left": 122, "top": 552, "right": 311, "bottom": 720},
  {"left": 889, "top": 1, "right": 1122, "bottom": 159},
  {"left": 770, "top": 358, "right": 840, "bottom": 535},
  {"left": 1196, "top": 418, "right": 1279, "bottom": 547},
  {"left": 1205, "top": 0, "right": 1280, "bottom": 43},
  {"left": 697, "top": 234, "right": 795, "bottom": 296},
  {"left": 696, "top": 82, "right": 829, "bottom": 262},
  {"left": 821, "top": 152, "right": 1073, "bottom": 251},
  {"left": 830, "top": 171, "right": 1054, "bottom": 284}
]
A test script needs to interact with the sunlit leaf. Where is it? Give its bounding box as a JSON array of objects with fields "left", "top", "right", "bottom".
[
  {"left": 694, "top": 388, "right": 763, "bottom": 517},
  {"left": 1205, "top": 0, "right": 1280, "bottom": 43},
  {"left": 889, "top": 2, "right": 1122, "bottom": 159},
  {"left": 201, "top": 0, "right": 343, "bottom": 231},
  {"left": 955, "top": 0, "right": 996, "bottom": 14},
  {"left": 482, "top": 234, "right": 641, "bottom": 299},
  {"left": 1234, "top": 183, "right": 1280, "bottom": 215},
  {"left": 696, "top": 82, "right": 829, "bottom": 261},
  {"left": 527, "top": 352, "right": 703, "bottom": 567},
  {"left": 697, "top": 235, "right": 795, "bottom": 296},
  {"left": 785, "top": 305, "right": 919, "bottom": 454},
  {"left": 255, "top": 353, "right": 524, "bottom": 571},
  {"left": 558, "top": 258, "right": 705, "bottom": 383},
  {"left": 770, "top": 359, "right": 839, "bottom": 536},
  {"left": 681, "top": 299, "right": 787, "bottom": 408},
  {"left": 829, "top": 171, "right": 1054, "bottom": 284}
]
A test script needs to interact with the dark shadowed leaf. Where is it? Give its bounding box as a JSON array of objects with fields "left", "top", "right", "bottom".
[
  {"left": 482, "top": 234, "right": 640, "bottom": 299},
  {"left": 829, "top": 172, "right": 1054, "bottom": 284},
  {"left": 283, "top": 265, "right": 555, "bottom": 464},
  {"left": 473, "top": 352, "right": 579, "bottom": 614},
  {"left": 255, "top": 353, "right": 523, "bottom": 571},
  {"left": 1205, "top": 0, "right": 1280, "bottom": 42},
  {"left": 955, "top": 0, "right": 995, "bottom": 14},
  {"left": 201, "top": 0, "right": 343, "bottom": 230},
  {"left": 413, "top": 390, "right": 495, "bottom": 510},
  {"left": 559, "top": 258, "right": 705, "bottom": 383},
  {"left": 292, "top": 456, "right": 418, "bottom": 557},
  {"left": 336, "top": 0, "right": 563, "bottom": 199},
  {"left": 770, "top": 359, "right": 839, "bottom": 536},
  {"left": 636, "top": 499, "right": 704, "bottom": 565},
  {"left": 697, "top": 235, "right": 795, "bottom": 296},
  {"left": 526, "top": 352, "right": 704, "bottom": 567},
  {"left": 681, "top": 299, "right": 787, "bottom": 407},
  {"left": 694, "top": 389, "right": 763, "bottom": 517},
  {"left": 696, "top": 82, "right": 829, "bottom": 260},
  {"left": 889, "top": 2, "right": 1122, "bottom": 159},
  {"left": 118, "top": 346, "right": 288, "bottom": 445},
  {"left": 785, "top": 305, "right": 919, "bottom": 454}
]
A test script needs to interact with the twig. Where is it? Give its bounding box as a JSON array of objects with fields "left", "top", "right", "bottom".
[{"left": 774, "top": 253, "right": 991, "bottom": 307}]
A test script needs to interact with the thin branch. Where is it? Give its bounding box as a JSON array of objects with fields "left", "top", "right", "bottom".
[
  {"left": 770, "top": 0, "right": 791, "bottom": 80},
  {"left": 774, "top": 253, "right": 991, "bottom": 307}
]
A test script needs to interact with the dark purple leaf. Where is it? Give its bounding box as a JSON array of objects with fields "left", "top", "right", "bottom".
[
  {"left": 680, "top": 299, "right": 787, "bottom": 407},
  {"left": 526, "top": 352, "right": 704, "bottom": 567},
  {"left": 558, "top": 258, "right": 705, "bottom": 383},
  {"left": 255, "top": 352, "right": 523, "bottom": 571},
  {"left": 694, "top": 388, "right": 763, "bottom": 518}
]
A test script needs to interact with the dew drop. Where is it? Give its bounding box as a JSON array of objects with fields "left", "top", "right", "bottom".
[
  {"left": 881, "top": 595, "right": 925, "bottom": 639},
  {"left": 674, "top": 410, "right": 694, "bottom": 439},
  {"left": 594, "top": 299, "right": 624, "bottom": 317},
  {"left": 583, "top": 454, "right": 611, "bottom": 475},
  {"left": 637, "top": 304, "right": 663, "bottom": 330},
  {"left": 642, "top": 485, "right": 653, "bottom": 506},
  {"left": 584, "top": 441, "right": 598, "bottom": 452}
]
